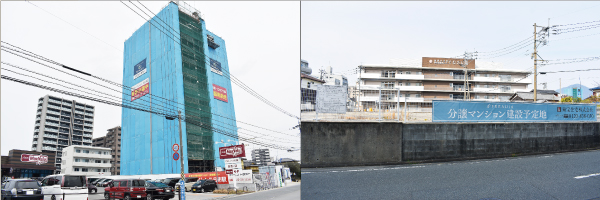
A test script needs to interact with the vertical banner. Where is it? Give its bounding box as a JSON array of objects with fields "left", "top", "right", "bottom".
[
  {"left": 432, "top": 101, "right": 597, "bottom": 122},
  {"left": 210, "top": 58, "right": 222, "bottom": 75},
  {"left": 213, "top": 84, "right": 228, "bottom": 102},
  {"left": 131, "top": 78, "right": 150, "bottom": 101},
  {"left": 133, "top": 58, "right": 147, "bottom": 79}
]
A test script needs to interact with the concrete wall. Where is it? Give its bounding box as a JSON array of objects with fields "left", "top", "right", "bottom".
[
  {"left": 301, "top": 122, "right": 600, "bottom": 168},
  {"left": 301, "top": 122, "right": 403, "bottom": 168}
]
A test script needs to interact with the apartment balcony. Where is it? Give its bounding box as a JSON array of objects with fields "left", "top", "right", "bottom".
[
  {"left": 34, "top": 135, "right": 39, "bottom": 138},
  {"left": 38, "top": 99, "right": 44, "bottom": 103},
  {"left": 83, "top": 139, "right": 92, "bottom": 143},
  {"left": 60, "top": 118, "right": 71, "bottom": 123},
  {"left": 83, "top": 134, "right": 93, "bottom": 138},
  {"left": 47, "top": 105, "right": 61, "bottom": 110},
  {"left": 74, "top": 115, "right": 84, "bottom": 119},
  {"left": 33, "top": 141, "right": 38, "bottom": 144},
  {"left": 76, "top": 105, "right": 85, "bottom": 110},
  {"left": 59, "top": 135, "right": 69, "bottom": 140},
  {"left": 73, "top": 126, "right": 83, "bottom": 130},
  {"left": 45, "top": 127, "right": 59, "bottom": 132},
  {"left": 72, "top": 162, "right": 111, "bottom": 168},
  {"left": 38, "top": 106, "right": 43, "bottom": 110},
  {"left": 83, "top": 143, "right": 92, "bottom": 146},
  {"left": 62, "top": 101, "right": 72, "bottom": 107},
  {"left": 85, "top": 113, "right": 94, "bottom": 117},
  {"left": 49, "top": 99, "right": 62, "bottom": 104},
  {"left": 35, "top": 123, "right": 41, "bottom": 126},
  {"left": 361, "top": 73, "right": 425, "bottom": 80},
  {"left": 37, "top": 111, "right": 42, "bottom": 115},
  {"left": 75, "top": 110, "right": 85, "bottom": 115},
  {"left": 34, "top": 129, "right": 40, "bottom": 133},
  {"left": 84, "top": 128, "right": 93, "bottom": 132},
  {"left": 47, "top": 110, "right": 61, "bottom": 116},
  {"left": 84, "top": 118, "right": 93, "bottom": 122},
  {"left": 359, "top": 96, "right": 425, "bottom": 102},
  {"left": 46, "top": 122, "right": 60, "bottom": 127},
  {"left": 84, "top": 123, "right": 93, "bottom": 127},
  {"left": 31, "top": 147, "right": 37, "bottom": 151},
  {"left": 73, "top": 131, "right": 83, "bottom": 136},
  {"left": 72, "top": 137, "right": 82, "bottom": 141},
  {"left": 46, "top": 116, "right": 61, "bottom": 121},
  {"left": 61, "top": 107, "right": 72, "bottom": 112},
  {"left": 359, "top": 85, "right": 425, "bottom": 91},
  {"left": 58, "top": 142, "right": 69, "bottom": 146},
  {"left": 42, "top": 146, "right": 57, "bottom": 151},
  {"left": 74, "top": 120, "right": 83, "bottom": 125},
  {"left": 44, "top": 134, "right": 58, "bottom": 139},
  {"left": 43, "top": 140, "right": 57, "bottom": 145},
  {"left": 86, "top": 107, "right": 94, "bottom": 111}
]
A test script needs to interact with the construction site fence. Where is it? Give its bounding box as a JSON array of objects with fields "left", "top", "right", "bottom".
[{"left": 300, "top": 98, "right": 600, "bottom": 122}]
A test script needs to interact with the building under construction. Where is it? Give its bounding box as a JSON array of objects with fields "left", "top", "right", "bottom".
[{"left": 121, "top": 2, "right": 238, "bottom": 175}]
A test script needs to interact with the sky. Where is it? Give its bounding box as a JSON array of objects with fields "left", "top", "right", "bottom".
[
  {"left": 301, "top": 1, "right": 600, "bottom": 95},
  {"left": 1, "top": 1, "right": 300, "bottom": 161}
]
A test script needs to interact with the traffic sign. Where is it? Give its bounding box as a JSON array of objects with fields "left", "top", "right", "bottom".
[
  {"left": 173, "top": 144, "right": 180, "bottom": 152},
  {"left": 179, "top": 180, "right": 186, "bottom": 200},
  {"left": 173, "top": 152, "right": 180, "bottom": 161}
]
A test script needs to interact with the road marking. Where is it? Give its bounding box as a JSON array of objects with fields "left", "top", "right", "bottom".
[
  {"left": 574, "top": 173, "right": 600, "bottom": 179},
  {"left": 304, "top": 165, "right": 424, "bottom": 174}
]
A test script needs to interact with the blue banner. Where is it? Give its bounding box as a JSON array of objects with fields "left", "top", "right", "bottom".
[
  {"left": 432, "top": 101, "right": 597, "bottom": 122},
  {"left": 133, "top": 58, "right": 147, "bottom": 79},
  {"left": 210, "top": 58, "right": 222, "bottom": 75}
]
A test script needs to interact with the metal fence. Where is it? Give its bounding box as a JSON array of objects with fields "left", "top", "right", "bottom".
[{"left": 301, "top": 89, "right": 600, "bottom": 122}]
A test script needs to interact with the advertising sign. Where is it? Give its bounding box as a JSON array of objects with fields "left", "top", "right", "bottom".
[
  {"left": 316, "top": 85, "right": 347, "bottom": 114},
  {"left": 131, "top": 78, "right": 150, "bottom": 101},
  {"left": 213, "top": 84, "right": 228, "bottom": 102},
  {"left": 225, "top": 162, "right": 242, "bottom": 170},
  {"left": 210, "top": 58, "right": 222, "bottom": 75},
  {"left": 432, "top": 101, "right": 597, "bottom": 122},
  {"left": 219, "top": 144, "right": 245, "bottom": 159},
  {"left": 20, "top": 154, "right": 48, "bottom": 165},
  {"left": 133, "top": 59, "right": 147, "bottom": 79},
  {"left": 185, "top": 171, "right": 229, "bottom": 184},
  {"left": 227, "top": 170, "right": 253, "bottom": 184},
  {"left": 225, "top": 169, "right": 233, "bottom": 174},
  {"left": 224, "top": 158, "right": 241, "bottom": 164}
]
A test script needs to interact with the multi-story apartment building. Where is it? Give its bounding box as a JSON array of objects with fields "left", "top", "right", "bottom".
[
  {"left": 60, "top": 145, "right": 111, "bottom": 175},
  {"left": 92, "top": 126, "right": 121, "bottom": 175},
  {"left": 357, "top": 57, "right": 531, "bottom": 110},
  {"left": 32, "top": 95, "right": 95, "bottom": 174},
  {"left": 251, "top": 149, "right": 271, "bottom": 166}
]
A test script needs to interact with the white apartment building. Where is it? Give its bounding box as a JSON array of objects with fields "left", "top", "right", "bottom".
[
  {"left": 358, "top": 57, "right": 532, "bottom": 110},
  {"left": 61, "top": 145, "right": 112, "bottom": 175}
]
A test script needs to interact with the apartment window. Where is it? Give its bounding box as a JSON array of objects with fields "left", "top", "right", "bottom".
[
  {"left": 75, "top": 158, "right": 80, "bottom": 162},
  {"left": 381, "top": 82, "right": 394, "bottom": 89},
  {"left": 83, "top": 150, "right": 89, "bottom": 153},
  {"left": 398, "top": 93, "right": 402, "bottom": 97},
  {"left": 83, "top": 159, "right": 89, "bottom": 163},
  {"left": 449, "top": 94, "right": 454, "bottom": 98},
  {"left": 97, "top": 169, "right": 102, "bottom": 172},
  {"left": 405, "top": 82, "right": 411, "bottom": 86},
  {"left": 415, "top": 94, "right": 422, "bottom": 98},
  {"left": 415, "top": 83, "right": 422, "bottom": 86},
  {"left": 82, "top": 168, "right": 88, "bottom": 172},
  {"left": 96, "top": 151, "right": 102, "bottom": 154},
  {"left": 405, "top": 71, "right": 412, "bottom": 75},
  {"left": 381, "top": 91, "right": 395, "bottom": 100},
  {"left": 381, "top": 70, "right": 396, "bottom": 78},
  {"left": 397, "top": 82, "right": 403, "bottom": 86},
  {"left": 76, "top": 149, "right": 81, "bottom": 153},
  {"left": 103, "top": 169, "right": 107, "bottom": 172},
  {"left": 74, "top": 168, "right": 80, "bottom": 172},
  {"left": 449, "top": 83, "right": 453, "bottom": 87},
  {"left": 406, "top": 94, "right": 411, "bottom": 97},
  {"left": 95, "top": 160, "right": 101, "bottom": 163},
  {"left": 103, "top": 160, "right": 108, "bottom": 163}
]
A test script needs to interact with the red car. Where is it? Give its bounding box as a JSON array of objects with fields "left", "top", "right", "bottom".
[{"left": 104, "top": 179, "right": 147, "bottom": 200}]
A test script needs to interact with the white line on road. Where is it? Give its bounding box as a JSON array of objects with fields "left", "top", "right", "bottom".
[
  {"left": 574, "top": 173, "right": 600, "bottom": 179},
  {"left": 303, "top": 165, "right": 425, "bottom": 174}
]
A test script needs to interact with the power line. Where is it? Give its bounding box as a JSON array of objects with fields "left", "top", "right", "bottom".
[
  {"left": 121, "top": 1, "right": 300, "bottom": 120},
  {"left": 1, "top": 74, "right": 295, "bottom": 150},
  {"left": 1, "top": 41, "right": 298, "bottom": 138},
  {"left": 540, "top": 68, "right": 600, "bottom": 73}
]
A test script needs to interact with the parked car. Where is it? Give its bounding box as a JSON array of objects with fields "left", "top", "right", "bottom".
[
  {"left": 97, "top": 179, "right": 113, "bottom": 187},
  {"left": 87, "top": 183, "right": 97, "bottom": 194},
  {"left": 104, "top": 179, "right": 146, "bottom": 200},
  {"left": 174, "top": 178, "right": 197, "bottom": 192},
  {"left": 40, "top": 175, "right": 88, "bottom": 200},
  {"left": 144, "top": 181, "right": 173, "bottom": 200},
  {"left": 1, "top": 179, "right": 43, "bottom": 200},
  {"left": 160, "top": 179, "right": 180, "bottom": 188},
  {"left": 190, "top": 180, "right": 217, "bottom": 193},
  {"left": 91, "top": 179, "right": 106, "bottom": 186}
]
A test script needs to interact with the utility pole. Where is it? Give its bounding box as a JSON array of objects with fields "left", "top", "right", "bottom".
[
  {"left": 177, "top": 110, "right": 185, "bottom": 200},
  {"left": 533, "top": 23, "right": 538, "bottom": 102},
  {"left": 461, "top": 52, "right": 475, "bottom": 100},
  {"left": 358, "top": 66, "right": 362, "bottom": 111}
]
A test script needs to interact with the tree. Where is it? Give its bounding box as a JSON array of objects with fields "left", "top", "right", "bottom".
[
  {"left": 284, "top": 162, "right": 301, "bottom": 180},
  {"left": 582, "top": 96, "right": 600, "bottom": 103},
  {"left": 561, "top": 96, "right": 582, "bottom": 103}
]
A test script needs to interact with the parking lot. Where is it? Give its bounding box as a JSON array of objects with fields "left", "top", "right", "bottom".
[{"left": 88, "top": 188, "right": 231, "bottom": 200}]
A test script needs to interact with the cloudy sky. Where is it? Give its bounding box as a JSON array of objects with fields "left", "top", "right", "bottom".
[
  {"left": 1, "top": 1, "right": 300, "bottom": 161},
  {"left": 302, "top": 1, "right": 600, "bottom": 94}
]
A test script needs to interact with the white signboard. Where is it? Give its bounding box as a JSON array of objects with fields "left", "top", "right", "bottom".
[
  {"left": 228, "top": 170, "right": 253, "bottom": 183},
  {"left": 316, "top": 85, "right": 347, "bottom": 114},
  {"left": 225, "top": 162, "right": 242, "bottom": 170},
  {"left": 224, "top": 158, "right": 241, "bottom": 164}
]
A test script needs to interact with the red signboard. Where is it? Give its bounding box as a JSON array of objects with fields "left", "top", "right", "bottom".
[
  {"left": 131, "top": 78, "right": 150, "bottom": 101},
  {"left": 225, "top": 169, "right": 233, "bottom": 174},
  {"left": 219, "top": 144, "right": 245, "bottom": 159},
  {"left": 21, "top": 154, "right": 48, "bottom": 165},
  {"left": 213, "top": 84, "right": 228, "bottom": 102},
  {"left": 185, "top": 171, "right": 229, "bottom": 184}
]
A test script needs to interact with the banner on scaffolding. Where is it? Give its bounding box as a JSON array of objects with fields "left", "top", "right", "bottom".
[
  {"left": 316, "top": 85, "right": 347, "bottom": 114},
  {"left": 432, "top": 101, "right": 597, "bottom": 122}
]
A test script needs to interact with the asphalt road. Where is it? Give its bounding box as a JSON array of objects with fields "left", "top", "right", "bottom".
[
  {"left": 218, "top": 182, "right": 300, "bottom": 200},
  {"left": 302, "top": 150, "right": 600, "bottom": 200}
]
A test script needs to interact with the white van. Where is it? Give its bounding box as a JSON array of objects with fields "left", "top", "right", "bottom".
[{"left": 41, "top": 175, "right": 89, "bottom": 200}]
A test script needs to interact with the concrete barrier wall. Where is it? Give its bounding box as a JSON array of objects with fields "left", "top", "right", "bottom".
[
  {"left": 301, "top": 122, "right": 600, "bottom": 168},
  {"left": 301, "top": 122, "right": 403, "bottom": 168}
]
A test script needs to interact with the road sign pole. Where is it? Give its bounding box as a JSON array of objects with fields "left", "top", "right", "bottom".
[{"left": 177, "top": 110, "right": 185, "bottom": 200}]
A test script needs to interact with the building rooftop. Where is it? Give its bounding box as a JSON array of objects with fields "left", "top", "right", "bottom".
[{"left": 301, "top": 73, "right": 325, "bottom": 83}]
